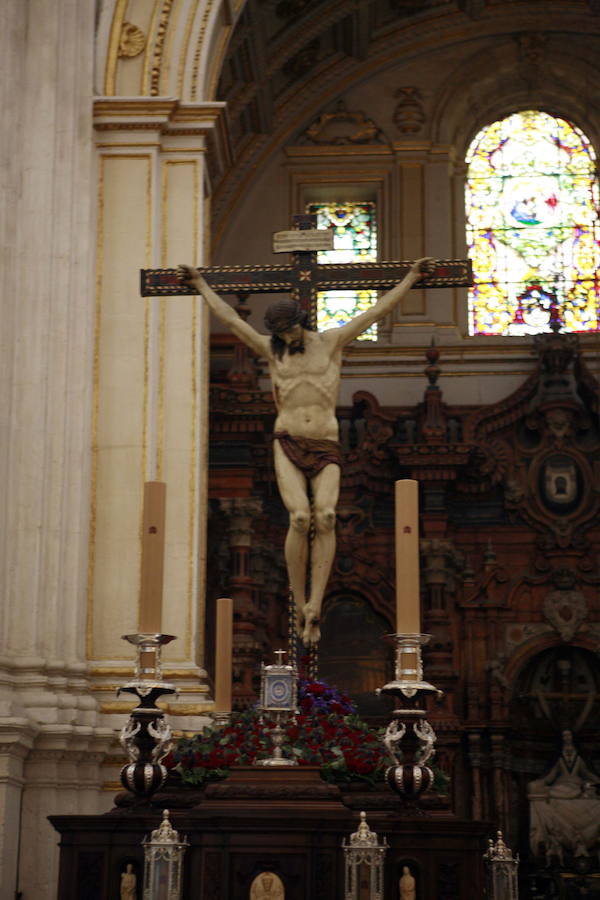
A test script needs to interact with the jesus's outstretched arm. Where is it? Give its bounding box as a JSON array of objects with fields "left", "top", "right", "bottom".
[
  {"left": 328, "top": 257, "right": 434, "bottom": 348},
  {"left": 178, "top": 264, "right": 270, "bottom": 358}
]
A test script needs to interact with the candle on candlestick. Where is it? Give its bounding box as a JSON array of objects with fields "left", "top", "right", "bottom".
[
  {"left": 214, "top": 597, "right": 234, "bottom": 713},
  {"left": 139, "top": 481, "right": 166, "bottom": 674},
  {"left": 394, "top": 479, "right": 421, "bottom": 635}
]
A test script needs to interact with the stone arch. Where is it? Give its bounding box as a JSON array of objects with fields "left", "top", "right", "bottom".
[
  {"left": 504, "top": 633, "right": 600, "bottom": 691},
  {"left": 95, "top": 0, "right": 246, "bottom": 102},
  {"left": 429, "top": 36, "right": 600, "bottom": 159},
  {"left": 509, "top": 643, "right": 600, "bottom": 735}
]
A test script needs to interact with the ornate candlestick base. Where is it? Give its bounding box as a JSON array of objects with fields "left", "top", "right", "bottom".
[
  {"left": 378, "top": 633, "right": 442, "bottom": 801},
  {"left": 255, "top": 713, "right": 298, "bottom": 767},
  {"left": 211, "top": 711, "right": 231, "bottom": 728},
  {"left": 118, "top": 633, "right": 177, "bottom": 798}
]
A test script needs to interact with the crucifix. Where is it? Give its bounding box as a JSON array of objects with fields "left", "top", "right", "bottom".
[
  {"left": 140, "top": 214, "right": 471, "bottom": 647},
  {"left": 140, "top": 213, "right": 471, "bottom": 319}
]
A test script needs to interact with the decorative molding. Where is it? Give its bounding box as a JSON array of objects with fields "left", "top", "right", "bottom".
[
  {"left": 93, "top": 97, "right": 228, "bottom": 136},
  {"left": 283, "top": 39, "right": 320, "bottom": 80},
  {"left": 277, "top": 0, "right": 319, "bottom": 19},
  {"left": 150, "top": 0, "right": 176, "bottom": 97},
  {"left": 219, "top": 497, "right": 263, "bottom": 546}
]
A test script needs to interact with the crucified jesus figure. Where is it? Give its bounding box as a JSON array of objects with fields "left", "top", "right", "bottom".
[{"left": 179, "top": 259, "right": 432, "bottom": 644}]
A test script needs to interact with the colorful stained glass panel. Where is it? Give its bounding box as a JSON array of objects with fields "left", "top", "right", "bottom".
[
  {"left": 466, "top": 110, "right": 600, "bottom": 335},
  {"left": 306, "top": 201, "right": 378, "bottom": 339}
]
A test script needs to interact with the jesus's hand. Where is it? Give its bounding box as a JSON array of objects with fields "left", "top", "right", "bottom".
[
  {"left": 410, "top": 257, "right": 436, "bottom": 278},
  {"left": 177, "top": 263, "right": 203, "bottom": 290}
]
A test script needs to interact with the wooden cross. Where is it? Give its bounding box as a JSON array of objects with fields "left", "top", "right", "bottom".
[{"left": 140, "top": 214, "right": 472, "bottom": 322}]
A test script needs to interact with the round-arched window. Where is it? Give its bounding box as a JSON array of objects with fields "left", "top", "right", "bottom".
[{"left": 465, "top": 110, "right": 600, "bottom": 335}]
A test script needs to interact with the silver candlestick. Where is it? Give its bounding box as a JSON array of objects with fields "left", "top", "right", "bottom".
[
  {"left": 378, "top": 632, "right": 442, "bottom": 800},
  {"left": 118, "top": 632, "right": 177, "bottom": 797}
]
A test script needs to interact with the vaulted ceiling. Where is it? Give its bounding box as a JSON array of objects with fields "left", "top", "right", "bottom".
[{"left": 210, "top": 0, "right": 600, "bottom": 244}]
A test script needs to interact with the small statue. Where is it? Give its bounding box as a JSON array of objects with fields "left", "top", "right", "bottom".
[
  {"left": 399, "top": 865, "right": 416, "bottom": 900},
  {"left": 120, "top": 863, "right": 136, "bottom": 900},
  {"left": 529, "top": 730, "right": 599, "bottom": 800},
  {"left": 528, "top": 729, "right": 600, "bottom": 862}
]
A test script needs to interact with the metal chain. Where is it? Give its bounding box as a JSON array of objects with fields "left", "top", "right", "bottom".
[
  {"left": 307, "top": 497, "right": 318, "bottom": 681},
  {"left": 285, "top": 491, "right": 319, "bottom": 681},
  {"left": 309, "top": 640, "right": 318, "bottom": 681},
  {"left": 287, "top": 588, "right": 297, "bottom": 670}
]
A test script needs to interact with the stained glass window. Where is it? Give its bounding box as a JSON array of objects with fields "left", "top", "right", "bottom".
[
  {"left": 306, "top": 201, "right": 378, "bottom": 339},
  {"left": 466, "top": 110, "right": 600, "bottom": 335}
]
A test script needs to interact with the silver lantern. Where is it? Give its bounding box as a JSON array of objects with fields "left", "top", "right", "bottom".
[
  {"left": 343, "top": 811, "right": 388, "bottom": 900},
  {"left": 143, "top": 809, "right": 188, "bottom": 900},
  {"left": 484, "top": 831, "right": 519, "bottom": 900}
]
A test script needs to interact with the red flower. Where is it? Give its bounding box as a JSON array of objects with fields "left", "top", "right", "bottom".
[{"left": 309, "top": 683, "right": 325, "bottom": 695}]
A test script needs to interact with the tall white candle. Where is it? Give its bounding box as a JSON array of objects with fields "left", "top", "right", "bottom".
[
  {"left": 394, "top": 479, "right": 421, "bottom": 634},
  {"left": 138, "top": 482, "right": 166, "bottom": 677},
  {"left": 139, "top": 481, "right": 166, "bottom": 633},
  {"left": 214, "top": 597, "right": 234, "bottom": 713}
]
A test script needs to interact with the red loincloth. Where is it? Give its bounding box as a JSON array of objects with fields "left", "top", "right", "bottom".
[{"left": 274, "top": 431, "right": 343, "bottom": 479}]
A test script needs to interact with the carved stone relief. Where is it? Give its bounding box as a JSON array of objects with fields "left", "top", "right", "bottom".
[
  {"left": 393, "top": 87, "right": 426, "bottom": 134},
  {"left": 516, "top": 32, "right": 547, "bottom": 86},
  {"left": 283, "top": 40, "right": 320, "bottom": 80},
  {"left": 301, "top": 101, "right": 383, "bottom": 144},
  {"left": 250, "top": 871, "right": 285, "bottom": 900},
  {"left": 118, "top": 23, "right": 146, "bottom": 58},
  {"left": 543, "top": 587, "right": 587, "bottom": 642}
]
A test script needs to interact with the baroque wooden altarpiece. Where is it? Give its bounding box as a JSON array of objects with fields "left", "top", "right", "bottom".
[
  {"left": 50, "top": 330, "right": 600, "bottom": 900},
  {"left": 205, "top": 323, "right": 600, "bottom": 880}
]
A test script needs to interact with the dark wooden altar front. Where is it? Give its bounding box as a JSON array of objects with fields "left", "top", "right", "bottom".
[{"left": 50, "top": 769, "right": 490, "bottom": 900}]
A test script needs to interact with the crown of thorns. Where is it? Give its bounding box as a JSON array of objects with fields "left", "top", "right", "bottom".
[{"left": 263, "top": 299, "right": 309, "bottom": 334}]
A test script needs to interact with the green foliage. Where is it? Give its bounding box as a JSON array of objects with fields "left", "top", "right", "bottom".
[
  {"left": 166, "top": 706, "right": 392, "bottom": 788},
  {"left": 163, "top": 679, "right": 450, "bottom": 795}
]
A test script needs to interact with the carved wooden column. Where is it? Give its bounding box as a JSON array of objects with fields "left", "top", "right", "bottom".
[
  {"left": 490, "top": 733, "right": 509, "bottom": 833},
  {"left": 219, "top": 499, "right": 265, "bottom": 707},
  {"left": 467, "top": 732, "right": 484, "bottom": 821}
]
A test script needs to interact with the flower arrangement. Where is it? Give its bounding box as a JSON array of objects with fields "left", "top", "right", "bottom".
[
  {"left": 165, "top": 677, "right": 384, "bottom": 786},
  {"left": 165, "top": 677, "right": 448, "bottom": 794}
]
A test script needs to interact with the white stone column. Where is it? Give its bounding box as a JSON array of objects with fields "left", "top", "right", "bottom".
[
  {"left": 90, "top": 98, "right": 226, "bottom": 730},
  {"left": 424, "top": 144, "right": 461, "bottom": 333},
  {"left": 0, "top": 2, "right": 113, "bottom": 898},
  {"left": 0, "top": 725, "right": 38, "bottom": 900},
  {"left": 19, "top": 731, "right": 114, "bottom": 900},
  {"left": 1, "top": 0, "right": 96, "bottom": 669}
]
